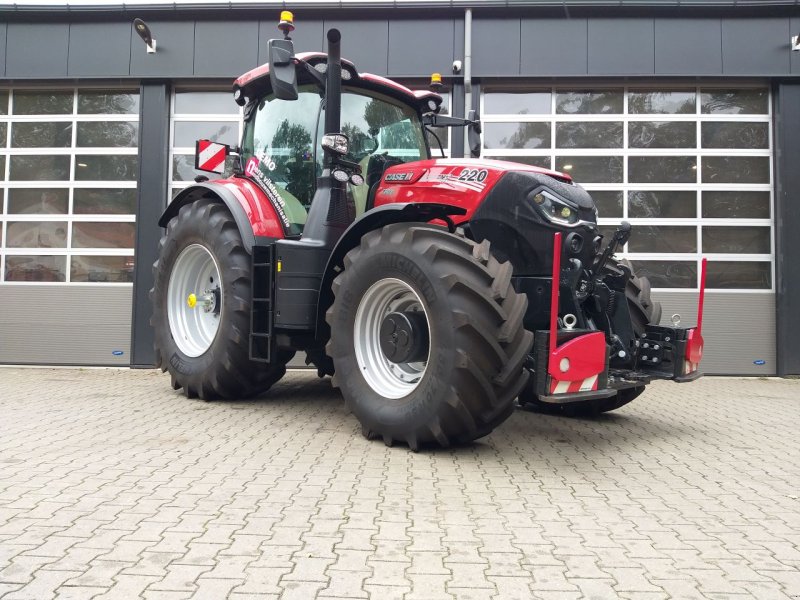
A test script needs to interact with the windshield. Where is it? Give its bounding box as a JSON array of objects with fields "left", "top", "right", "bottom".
[{"left": 241, "top": 84, "right": 428, "bottom": 233}]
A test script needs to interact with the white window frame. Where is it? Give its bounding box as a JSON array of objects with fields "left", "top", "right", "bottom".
[
  {"left": 480, "top": 83, "right": 774, "bottom": 293},
  {"left": 0, "top": 87, "right": 139, "bottom": 286}
]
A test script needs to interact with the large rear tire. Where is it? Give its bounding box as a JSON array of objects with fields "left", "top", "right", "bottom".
[
  {"left": 520, "top": 259, "right": 660, "bottom": 418},
  {"left": 150, "top": 199, "right": 292, "bottom": 400},
  {"left": 326, "top": 224, "right": 533, "bottom": 450}
]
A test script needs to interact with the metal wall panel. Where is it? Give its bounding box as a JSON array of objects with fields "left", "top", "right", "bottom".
[
  {"left": 195, "top": 21, "right": 259, "bottom": 77},
  {"left": 775, "top": 82, "right": 800, "bottom": 375},
  {"left": 588, "top": 19, "right": 655, "bottom": 75},
  {"left": 129, "top": 21, "right": 195, "bottom": 78},
  {"left": 653, "top": 292, "right": 776, "bottom": 376},
  {"left": 0, "top": 287, "right": 132, "bottom": 366},
  {"left": 655, "top": 19, "right": 723, "bottom": 75},
  {"left": 0, "top": 24, "right": 6, "bottom": 78},
  {"left": 131, "top": 83, "right": 170, "bottom": 368},
  {"left": 325, "top": 20, "right": 389, "bottom": 75},
  {"left": 68, "top": 22, "right": 132, "bottom": 77},
  {"left": 388, "top": 19, "right": 456, "bottom": 78},
  {"left": 722, "top": 18, "right": 791, "bottom": 75},
  {"left": 472, "top": 19, "right": 520, "bottom": 77},
  {"left": 521, "top": 19, "right": 588, "bottom": 76},
  {"left": 6, "top": 23, "right": 69, "bottom": 78}
]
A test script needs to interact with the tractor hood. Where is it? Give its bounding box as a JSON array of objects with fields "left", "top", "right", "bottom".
[{"left": 372, "top": 157, "right": 595, "bottom": 223}]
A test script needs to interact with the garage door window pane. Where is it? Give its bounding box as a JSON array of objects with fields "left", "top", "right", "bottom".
[
  {"left": 556, "top": 91, "right": 623, "bottom": 114},
  {"left": 13, "top": 91, "right": 73, "bottom": 115},
  {"left": 78, "top": 90, "right": 139, "bottom": 114},
  {"left": 483, "top": 122, "right": 550, "bottom": 150},
  {"left": 629, "top": 122, "right": 695, "bottom": 148},
  {"left": 701, "top": 89, "right": 768, "bottom": 114},
  {"left": 628, "top": 90, "right": 695, "bottom": 114},
  {"left": 173, "top": 121, "right": 238, "bottom": 148},
  {"left": 702, "top": 226, "right": 770, "bottom": 254},
  {"left": 486, "top": 155, "right": 550, "bottom": 169},
  {"left": 483, "top": 91, "right": 550, "bottom": 115},
  {"left": 173, "top": 154, "right": 235, "bottom": 182},
  {"left": 628, "top": 191, "right": 696, "bottom": 218},
  {"left": 702, "top": 191, "right": 770, "bottom": 219},
  {"left": 0, "top": 123, "right": 6, "bottom": 147},
  {"left": 555, "top": 156, "right": 623, "bottom": 183},
  {"left": 707, "top": 261, "right": 770, "bottom": 289},
  {"left": 76, "top": 122, "right": 139, "bottom": 148},
  {"left": 7, "top": 189, "right": 69, "bottom": 214},
  {"left": 701, "top": 122, "right": 768, "bottom": 149},
  {"left": 702, "top": 156, "right": 769, "bottom": 184},
  {"left": 11, "top": 122, "right": 72, "bottom": 148},
  {"left": 9, "top": 155, "right": 70, "bottom": 181},
  {"left": 73, "top": 189, "right": 137, "bottom": 215},
  {"left": 75, "top": 156, "right": 138, "bottom": 181},
  {"left": 628, "top": 226, "right": 696, "bottom": 253},
  {"left": 632, "top": 260, "right": 697, "bottom": 288},
  {"left": 556, "top": 122, "right": 622, "bottom": 148},
  {"left": 6, "top": 221, "right": 68, "bottom": 248},
  {"left": 71, "top": 255, "right": 134, "bottom": 283},
  {"left": 591, "top": 191, "right": 623, "bottom": 218},
  {"left": 72, "top": 222, "right": 136, "bottom": 249},
  {"left": 174, "top": 92, "right": 238, "bottom": 115},
  {"left": 0, "top": 91, "right": 8, "bottom": 114},
  {"left": 629, "top": 156, "right": 697, "bottom": 184},
  {"left": 5, "top": 255, "right": 66, "bottom": 282}
]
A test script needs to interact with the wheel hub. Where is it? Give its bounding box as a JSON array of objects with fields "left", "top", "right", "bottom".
[{"left": 380, "top": 311, "right": 429, "bottom": 364}]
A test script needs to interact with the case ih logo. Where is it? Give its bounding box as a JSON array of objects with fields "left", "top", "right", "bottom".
[
  {"left": 384, "top": 172, "right": 414, "bottom": 182},
  {"left": 195, "top": 140, "right": 228, "bottom": 174}
]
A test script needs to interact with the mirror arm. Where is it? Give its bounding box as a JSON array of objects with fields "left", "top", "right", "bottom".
[
  {"left": 423, "top": 113, "right": 478, "bottom": 128},
  {"left": 296, "top": 59, "right": 327, "bottom": 89}
]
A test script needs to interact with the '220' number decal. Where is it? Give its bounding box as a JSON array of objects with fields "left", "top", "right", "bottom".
[{"left": 457, "top": 168, "right": 488, "bottom": 183}]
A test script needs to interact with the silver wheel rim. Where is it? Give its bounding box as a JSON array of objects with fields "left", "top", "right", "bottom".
[
  {"left": 353, "top": 278, "right": 430, "bottom": 399},
  {"left": 167, "top": 244, "right": 222, "bottom": 358}
]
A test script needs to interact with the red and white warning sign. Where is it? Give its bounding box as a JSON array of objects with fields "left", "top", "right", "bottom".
[{"left": 194, "top": 139, "right": 228, "bottom": 174}]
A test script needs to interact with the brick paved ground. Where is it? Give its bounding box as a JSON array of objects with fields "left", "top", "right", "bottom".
[{"left": 0, "top": 367, "right": 799, "bottom": 600}]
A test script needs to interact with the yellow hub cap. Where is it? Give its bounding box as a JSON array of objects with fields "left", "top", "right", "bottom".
[{"left": 187, "top": 293, "right": 197, "bottom": 308}]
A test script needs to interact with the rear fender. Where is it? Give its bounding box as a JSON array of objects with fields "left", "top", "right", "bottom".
[
  {"left": 158, "top": 180, "right": 284, "bottom": 253},
  {"left": 315, "top": 202, "right": 467, "bottom": 338}
]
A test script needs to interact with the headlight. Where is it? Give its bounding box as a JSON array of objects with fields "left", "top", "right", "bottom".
[
  {"left": 530, "top": 189, "right": 579, "bottom": 225},
  {"left": 321, "top": 133, "right": 349, "bottom": 156}
]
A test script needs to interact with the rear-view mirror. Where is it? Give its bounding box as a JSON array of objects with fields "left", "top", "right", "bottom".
[{"left": 268, "top": 38, "right": 298, "bottom": 101}]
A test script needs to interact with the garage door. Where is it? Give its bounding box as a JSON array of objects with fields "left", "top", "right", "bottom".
[
  {"left": 481, "top": 85, "right": 774, "bottom": 374},
  {"left": 0, "top": 88, "right": 139, "bottom": 365}
]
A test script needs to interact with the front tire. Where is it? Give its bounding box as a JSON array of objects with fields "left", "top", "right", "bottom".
[
  {"left": 326, "top": 224, "right": 533, "bottom": 450},
  {"left": 150, "top": 199, "right": 291, "bottom": 400}
]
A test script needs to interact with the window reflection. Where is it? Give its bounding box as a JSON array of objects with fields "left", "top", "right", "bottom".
[
  {"left": 75, "top": 155, "right": 138, "bottom": 181},
  {"left": 701, "top": 122, "right": 768, "bottom": 149},
  {"left": 13, "top": 91, "right": 73, "bottom": 115},
  {"left": 174, "top": 121, "right": 238, "bottom": 147},
  {"left": 629, "top": 156, "right": 697, "bottom": 184},
  {"left": 631, "top": 261, "right": 697, "bottom": 289},
  {"left": 174, "top": 91, "right": 238, "bottom": 115},
  {"left": 72, "top": 222, "right": 136, "bottom": 249},
  {"left": 628, "top": 90, "right": 695, "bottom": 114},
  {"left": 701, "top": 89, "right": 768, "bottom": 114},
  {"left": 628, "top": 122, "right": 695, "bottom": 149},
  {"left": 483, "top": 122, "right": 550, "bottom": 149},
  {"left": 556, "top": 91, "right": 623, "bottom": 114},
  {"left": 555, "top": 156, "right": 623, "bottom": 183},
  {"left": 484, "top": 91, "right": 550, "bottom": 115},
  {"left": 76, "top": 122, "right": 139, "bottom": 148},
  {"left": 11, "top": 122, "right": 73, "bottom": 148},
  {"left": 702, "top": 191, "right": 770, "bottom": 219},
  {"left": 702, "top": 227, "right": 770, "bottom": 254},
  {"left": 70, "top": 256, "right": 135, "bottom": 283},
  {"left": 628, "top": 191, "right": 696, "bottom": 219},
  {"left": 702, "top": 156, "right": 769, "bottom": 184},
  {"left": 706, "top": 261, "right": 770, "bottom": 289},
  {"left": 7, "top": 189, "right": 69, "bottom": 214},
  {"left": 590, "top": 191, "right": 623, "bottom": 218},
  {"left": 628, "top": 226, "right": 696, "bottom": 253},
  {"left": 5, "top": 255, "right": 66, "bottom": 282},
  {"left": 556, "top": 122, "right": 622, "bottom": 148},
  {"left": 73, "top": 189, "right": 137, "bottom": 215},
  {"left": 78, "top": 91, "right": 139, "bottom": 114},
  {"left": 6, "top": 221, "right": 68, "bottom": 248},
  {"left": 9, "top": 156, "right": 71, "bottom": 181}
]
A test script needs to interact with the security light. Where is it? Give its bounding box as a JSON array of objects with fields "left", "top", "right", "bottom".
[
  {"left": 134, "top": 18, "right": 157, "bottom": 54},
  {"left": 793, "top": 34, "right": 799, "bottom": 52}
]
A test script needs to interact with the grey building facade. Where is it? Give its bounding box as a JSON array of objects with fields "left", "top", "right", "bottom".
[{"left": 0, "top": 0, "right": 798, "bottom": 376}]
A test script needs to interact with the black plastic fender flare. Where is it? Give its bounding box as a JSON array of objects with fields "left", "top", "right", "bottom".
[
  {"left": 315, "top": 202, "right": 467, "bottom": 339},
  {"left": 158, "top": 182, "right": 259, "bottom": 253}
]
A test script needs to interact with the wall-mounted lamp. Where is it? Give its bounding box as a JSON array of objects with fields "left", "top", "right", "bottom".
[
  {"left": 793, "top": 34, "right": 799, "bottom": 52},
  {"left": 134, "top": 18, "right": 157, "bottom": 54}
]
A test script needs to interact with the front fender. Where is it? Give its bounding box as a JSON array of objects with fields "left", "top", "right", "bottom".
[
  {"left": 315, "top": 202, "right": 467, "bottom": 338},
  {"left": 158, "top": 180, "right": 284, "bottom": 253}
]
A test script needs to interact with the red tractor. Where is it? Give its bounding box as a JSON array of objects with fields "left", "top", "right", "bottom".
[{"left": 151, "top": 13, "right": 706, "bottom": 450}]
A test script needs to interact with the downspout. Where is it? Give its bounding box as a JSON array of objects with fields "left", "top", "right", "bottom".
[{"left": 463, "top": 8, "right": 472, "bottom": 157}]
